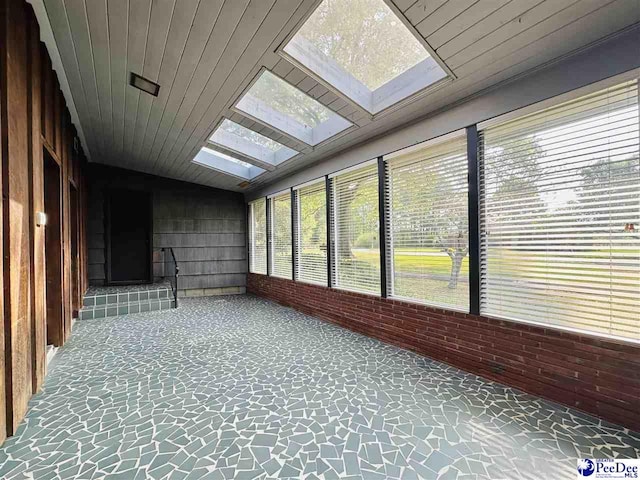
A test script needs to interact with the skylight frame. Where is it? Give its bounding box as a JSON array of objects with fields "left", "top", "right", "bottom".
[
  {"left": 192, "top": 146, "right": 265, "bottom": 181},
  {"left": 232, "top": 68, "right": 354, "bottom": 147},
  {"left": 277, "top": 0, "right": 452, "bottom": 116},
  {"left": 208, "top": 119, "right": 300, "bottom": 170}
]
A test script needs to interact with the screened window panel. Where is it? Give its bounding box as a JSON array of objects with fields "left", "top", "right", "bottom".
[
  {"left": 295, "top": 181, "right": 327, "bottom": 285},
  {"left": 269, "top": 192, "right": 292, "bottom": 279},
  {"left": 480, "top": 80, "right": 640, "bottom": 341},
  {"left": 385, "top": 135, "right": 469, "bottom": 310},
  {"left": 249, "top": 198, "right": 267, "bottom": 274},
  {"left": 330, "top": 162, "right": 380, "bottom": 294}
]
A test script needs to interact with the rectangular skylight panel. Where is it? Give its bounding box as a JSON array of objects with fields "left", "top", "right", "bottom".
[
  {"left": 235, "top": 70, "right": 352, "bottom": 146},
  {"left": 209, "top": 119, "right": 298, "bottom": 166},
  {"left": 283, "top": 0, "right": 448, "bottom": 114},
  {"left": 193, "top": 147, "right": 264, "bottom": 180}
]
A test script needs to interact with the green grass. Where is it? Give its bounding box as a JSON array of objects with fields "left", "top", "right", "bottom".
[{"left": 353, "top": 248, "right": 469, "bottom": 276}]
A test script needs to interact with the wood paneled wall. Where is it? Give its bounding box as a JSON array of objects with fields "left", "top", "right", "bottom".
[{"left": 0, "top": 0, "right": 88, "bottom": 443}]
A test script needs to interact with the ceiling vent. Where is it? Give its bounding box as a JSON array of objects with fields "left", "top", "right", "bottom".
[{"left": 129, "top": 72, "right": 160, "bottom": 96}]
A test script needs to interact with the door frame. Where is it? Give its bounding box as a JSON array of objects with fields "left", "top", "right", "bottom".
[{"left": 104, "top": 188, "right": 153, "bottom": 285}]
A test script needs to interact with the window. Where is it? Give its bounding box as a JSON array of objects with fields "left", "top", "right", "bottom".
[
  {"left": 480, "top": 80, "right": 640, "bottom": 341},
  {"left": 249, "top": 198, "right": 267, "bottom": 274},
  {"left": 209, "top": 119, "right": 298, "bottom": 168},
  {"left": 330, "top": 161, "right": 380, "bottom": 294},
  {"left": 235, "top": 70, "right": 352, "bottom": 146},
  {"left": 385, "top": 133, "right": 469, "bottom": 310},
  {"left": 283, "top": 0, "right": 447, "bottom": 114},
  {"left": 294, "top": 179, "right": 327, "bottom": 285},
  {"left": 269, "top": 191, "right": 292, "bottom": 279},
  {"left": 193, "top": 147, "right": 265, "bottom": 180}
]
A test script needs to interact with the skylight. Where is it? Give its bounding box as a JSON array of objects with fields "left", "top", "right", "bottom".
[
  {"left": 283, "top": 0, "right": 448, "bottom": 114},
  {"left": 193, "top": 147, "right": 265, "bottom": 180},
  {"left": 235, "top": 70, "right": 352, "bottom": 146},
  {"left": 209, "top": 119, "right": 298, "bottom": 168}
]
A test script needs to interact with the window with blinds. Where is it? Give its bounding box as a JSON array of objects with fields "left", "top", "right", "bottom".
[
  {"left": 249, "top": 198, "right": 267, "bottom": 274},
  {"left": 330, "top": 161, "right": 380, "bottom": 295},
  {"left": 269, "top": 191, "right": 292, "bottom": 279},
  {"left": 479, "top": 80, "right": 640, "bottom": 341},
  {"left": 385, "top": 134, "right": 469, "bottom": 310},
  {"left": 294, "top": 180, "right": 327, "bottom": 285}
]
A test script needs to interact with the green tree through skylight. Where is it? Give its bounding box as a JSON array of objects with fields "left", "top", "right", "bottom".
[{"left": 293, "top": 0, "right": 429, "bottom": 90}]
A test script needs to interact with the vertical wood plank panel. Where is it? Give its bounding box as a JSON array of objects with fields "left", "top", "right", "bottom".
[
  {"left": 0, "top": 0, "right": 8, "bottom": 445},
  {"left": 1, "top": 0, "right": 33, "bottom": 435},
  {"left": 28, "top": 8, "right": 46, "bottom": 394}
]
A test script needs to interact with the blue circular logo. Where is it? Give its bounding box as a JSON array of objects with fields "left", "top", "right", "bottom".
[{"left": 578, "top": 459, "right": 595, "bottom": 477}]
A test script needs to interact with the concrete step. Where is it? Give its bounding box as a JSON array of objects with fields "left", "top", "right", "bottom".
[
  {"left": 83, "top": 286, "right": 172, "bottom": 309},
  {"left": 79, "top": 298, "right": 175, "bottom": 320}
]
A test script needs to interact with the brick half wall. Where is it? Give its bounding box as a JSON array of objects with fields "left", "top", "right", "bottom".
[{"left": 247, "top": 273, "right": 640, "bottom": 431}]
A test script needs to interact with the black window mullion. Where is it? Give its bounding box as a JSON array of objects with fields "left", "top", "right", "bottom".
[
  {"left": 325, "top": 175, "right": 333, "bottom": 288},
  {"left": 291, "top": 188, "right": 296, "bottom": 281},
  {"left": 466, "top": 125, "right": 481, "bottom": 315},
  {"left": 377, "top": 156, "right": 388, "bottom": 298},
  {"left": 265, "top": 197, "right": 271, "bottom": 276}
]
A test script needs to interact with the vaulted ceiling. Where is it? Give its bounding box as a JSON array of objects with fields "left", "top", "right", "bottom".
[{"left": 38, "top": 0, "right": 639, "bottom": 192}]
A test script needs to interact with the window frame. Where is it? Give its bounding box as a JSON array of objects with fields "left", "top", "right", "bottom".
[
  {"left": 293, "top": 178, "right": 329, "bottom": 286},
  {"left": 276, "top": 0, "right": 451, "bottom": 116},
  {"left": 268, "top": 189, "right": 294, "bottom": 279},
  {"left": 248, "top": 198, "right": 267, "bottom": 275},
  {"left": 233, "top": 68, "right": 354, "bottom": 148}
]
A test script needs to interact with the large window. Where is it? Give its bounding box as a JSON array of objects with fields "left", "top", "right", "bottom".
[
  {"left": 294, "top": 180, "right": 327, "bottom": 285},
  {"left": 235, "top": 70, "right": 352, "bottom": 146},
  {"left": 480, "top": 80, "right": 640, "bottom": 340},
  {"left": 249, "top": 198, "right": 267, "bottom": 274},
  {"left": 330, "top": 161, "right": 380, "bottom": 295},
  {"left": 269, "top": 191, "right": 292, "bottom": 279},
  {"left": 282, "top": 0, "right": 447, "bottom": 114},
  {"left": 385, "top": 134, "right": 469, "bottom": 310}
]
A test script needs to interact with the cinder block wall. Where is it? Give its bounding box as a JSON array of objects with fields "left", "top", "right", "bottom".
[{"left": 87, "top": 164, "right": 246, "bottom": 296}]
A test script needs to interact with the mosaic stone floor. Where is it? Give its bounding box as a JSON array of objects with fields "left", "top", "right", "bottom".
[{"left": 0, "top": 295, "right": 638, "bottom": 480}]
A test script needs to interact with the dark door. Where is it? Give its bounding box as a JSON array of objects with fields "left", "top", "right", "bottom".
[
  {"left": 44, "top": 149, "right": 63, "bottom": 346},
  {"left": 106, "top": 189, "right": 152, "bottom": 284},
  {"left": 69, "top": 184, "right": 80, "bottom": 316}
]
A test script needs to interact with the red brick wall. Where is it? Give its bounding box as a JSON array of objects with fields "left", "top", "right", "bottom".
[{"left": 247, "top": 273, "right": 640, "bottom": 431}]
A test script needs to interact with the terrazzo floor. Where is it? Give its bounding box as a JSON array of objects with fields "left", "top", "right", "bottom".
[{"left": 0, "top": 295, "right": 638, "bottom": 479}]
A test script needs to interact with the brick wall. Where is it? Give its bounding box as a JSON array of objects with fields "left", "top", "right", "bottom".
[{"left": 247, "top": 273, "right": 640, "bottom": 431}]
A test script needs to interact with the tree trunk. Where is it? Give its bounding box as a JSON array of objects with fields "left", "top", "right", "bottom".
[{"left": 448, "top": 253, "right": 464, "bottom": 289}]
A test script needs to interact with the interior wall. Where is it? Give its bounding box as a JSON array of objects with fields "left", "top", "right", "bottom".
[
  {"left": 0, "top": 0, "right": 88, "bottom": 443},
  {"left": 87, "top": 164, "right": 246, "bottom": 296}
]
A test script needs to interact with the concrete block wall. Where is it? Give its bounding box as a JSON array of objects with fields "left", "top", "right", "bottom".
[{"left": 87, "top": 164, "right": 247, "bottom": 294}]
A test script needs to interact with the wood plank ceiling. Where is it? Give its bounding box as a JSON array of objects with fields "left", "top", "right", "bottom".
[{"left": 41, "top": 0, "right": 640, "bottom": 192}]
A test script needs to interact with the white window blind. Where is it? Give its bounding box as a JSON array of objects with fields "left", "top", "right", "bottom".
[
  {"left": 249, "top": 198, "right": 267, "bottom": 274},
  {"left": 294, "top": 180, "right": 327, "bottom": 285},
  {"left": 269, "top": 191, "right": 292, "bottom": 279},
  {"left": 330, "top": 161, "right": 380, "bottom": 295},
  {"left": 385, "top": 134, "right": 469, "bottom": 310},
  {"left": 479, "top": 80, "right": 640, "bottom": 341}
]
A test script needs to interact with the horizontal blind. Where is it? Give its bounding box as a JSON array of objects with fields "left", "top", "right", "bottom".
[
  {"left": 249, "top": 198, "right": 267, "bottom": 274},
  {"left": 295, "top": 180, "right": 327, "bottom": 285},
  {"left": 269, "top": 192, "right": 292, "bottom": 279},
  {"left": 385, "top": 134, "right": 469, "bottom": 310},
  {"left": 479, "top": 80, "right": 640, "bottom": 341},
  {"left": 330, "top": 162, "right": 380, "bottom": 295}
]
